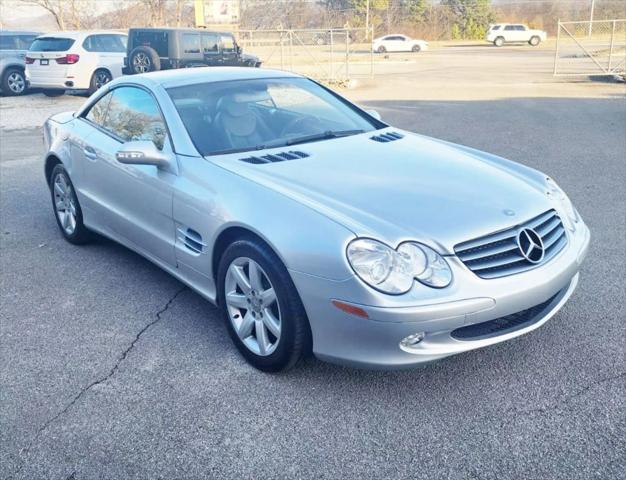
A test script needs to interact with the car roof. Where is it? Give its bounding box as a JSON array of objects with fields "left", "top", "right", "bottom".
[
  {"left": 114, "top": 67, "right": 301, "bottom": 89},
  {"left": 35, "top": 31, "right": 127, "bottom": 39},
  {"left": 129, "top": 27, "right": 233, "bottom": 34},
  {"left": 0, "top": 30, "right": 41, "bottom": 36}
]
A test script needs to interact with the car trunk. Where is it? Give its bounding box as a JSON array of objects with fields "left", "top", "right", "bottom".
[{"left": 26, "top": 37, "right": 76, "bottom": 85}]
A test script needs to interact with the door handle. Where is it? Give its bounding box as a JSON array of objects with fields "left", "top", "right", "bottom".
[{"left": 84, "top": 146, "right": 97, "bottom": 160}]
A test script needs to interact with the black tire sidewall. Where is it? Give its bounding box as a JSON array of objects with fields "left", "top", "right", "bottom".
[
  {"left": 412, "top": 45, "right": 421, "bottom": 52},
  {"left": 2, "top": 68, "right": 26, "bottom": 96},
  {"left": 217, "top": 239, "right": 310, "bottom": 372},
  {"left": 377, "top": 46, "right": 386, "bottom": 53},
  {"left": 49, "top": 164, "right": 90, "bottom": 244},
  {"left": 130, "top": 46, "right": 161, "bottom": 74}
]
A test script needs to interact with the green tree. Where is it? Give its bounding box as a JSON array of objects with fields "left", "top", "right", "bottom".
[
  {"left": 403, "top": 0, "right": 427, "bottom": 24},
  {"left": 442, "top": 0, "right": 495, "bottom": 39}
]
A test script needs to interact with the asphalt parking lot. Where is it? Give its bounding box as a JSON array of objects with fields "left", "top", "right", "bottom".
[{"left": 1, "top": 45, "right": 625, "bottom": 479}]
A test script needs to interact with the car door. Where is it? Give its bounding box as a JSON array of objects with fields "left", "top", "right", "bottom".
[
  {"left": 78, "top": 86, "right": 177, "bottom": 266},
  {"left": 202, "top": 33, "right": 221, "bottom": 66},
  {"left": 502, "top": 25, "right": 518, "bottom": 42},
  {"left": 220, "top": 34, "right": 238, "bottom": 65}
]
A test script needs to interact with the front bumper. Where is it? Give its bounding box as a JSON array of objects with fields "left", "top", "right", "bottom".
[{"left": 291, "top": 222, "right": 590, "bottom": 369}]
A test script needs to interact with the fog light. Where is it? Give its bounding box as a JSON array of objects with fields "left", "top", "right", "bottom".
[{"left": 400, "top": 332, "right": 425, "bottom": 348}]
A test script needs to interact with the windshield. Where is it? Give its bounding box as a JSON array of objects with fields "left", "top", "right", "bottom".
[
  {"left": 167, "top": 77, "right": 381, "bottom": 156},
  {"left": 30, "top": 37, "right": 75, "bottom": 52}
]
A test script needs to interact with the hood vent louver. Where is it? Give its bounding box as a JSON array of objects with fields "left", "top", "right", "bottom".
[
  {"left": 240, "top": 150, "right": 310, "bottom": 164},
  {"left": 370, "top": 131, "right": 404, "bottom": 143}
]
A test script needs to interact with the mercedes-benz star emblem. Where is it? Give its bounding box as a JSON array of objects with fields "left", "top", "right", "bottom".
[{"left": 517, "top": 228, "right": 545, "bottom": 264}]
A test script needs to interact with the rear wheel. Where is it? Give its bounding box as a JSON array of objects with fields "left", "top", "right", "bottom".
[
  {"left": 529, "top": 36, "right": 541, "bottom": 46},
  {"left": 2, "top": 68, "right": 26, "bottom": 96},
  {"left": 494, "top": 37, "right": 505, "bottom": 47},
  {"left": 130, "top": 46, "right": 160, "bottom": 74},
  {"left": 217, "top": 238, "right": 311, "bottom": 372},
  {"left": 43, "top": 89, "right": 65, "bottom": 97},
  {"left": 49, "top": 164, "right": 91, "bottom": 244},
  {"left": 88, "top": 69, "right": 112, "bottom": 95}
]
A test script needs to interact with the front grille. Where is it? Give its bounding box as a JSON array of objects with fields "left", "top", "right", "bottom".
[
  {"left": 451, "top": 290, "right": 561, "bottom": 341},
  {"left": 455, "top": 209, "right": 568, "bottom": 279}
]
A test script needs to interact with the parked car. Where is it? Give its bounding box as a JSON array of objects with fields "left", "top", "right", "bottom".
[
  {"left": 124, "top": 28, "right": 261, "bottom": 75},
  {"left": 0, "top": 30, "right": 40, "bottom": 96},
  {"left": 372, "top": 34, "right": 428, "bottom": 53},
  {"left": 25, "top": 31, "right": 127, "bottom": 97},
  {"left": 486, "top": 24, "right": 547, "bottom": 47},
  {"left": 42, "top": 67, "right": 589, "bottom": 372},
  {"left": 312, "top": 29, "right": 353, "bottom": 46}
]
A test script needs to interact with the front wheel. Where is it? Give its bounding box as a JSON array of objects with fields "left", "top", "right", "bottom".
[
  {"left": 88, "top": 69, "right": 112, "bottom": 95},
  {"left": 217, "top": 238, "right": 311, "bottom": 372},
  {"left": 49, "top": 164, "right": 91, "bottom": 244},
  {"left": 377, "top": 45, "right": 386, "bottom": 54},
  {"left": 2, "top": 68, "right": 27, "bottom": 96},
  {"left": 494, "top": 37, "right": 504, "bottom": 47},
  {"left": 411, "top": 44, "right": 421, "bottom": 53},
  {"left": 529, "top": 36, "right": 541, "bottom": 46}
]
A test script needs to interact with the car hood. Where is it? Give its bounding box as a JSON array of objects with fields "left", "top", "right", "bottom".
[{"left": 213, "top": 129, "right": 550, "bottom": 254}]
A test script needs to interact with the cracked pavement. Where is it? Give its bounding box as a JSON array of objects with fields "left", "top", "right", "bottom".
[{"left": 1, "top": 47, "right": 625, "bottom": 479}]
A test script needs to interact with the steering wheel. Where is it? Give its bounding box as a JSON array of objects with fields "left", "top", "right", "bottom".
[{"left": 280, "top": 116, "right": 323, "bottom": 137}]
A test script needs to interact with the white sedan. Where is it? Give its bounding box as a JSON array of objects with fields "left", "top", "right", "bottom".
[{"left": 372, "top": 34, "right": 428, "bottom": 54}]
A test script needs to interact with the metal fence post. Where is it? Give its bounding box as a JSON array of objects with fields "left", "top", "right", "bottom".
[
  {"left": 289, "top": 30, "right": 294, "bottom": 72},
  {"left": 370, "top": 26, "right": 374, "bottom": 77},
  {"left": 608, "top": 19, "right": 616, "bottom": 71},
  {"left": 553, "top": 20, "right": 561, "bottom": 76},
  {"left": 345, "top": 30, "right": 349, "bottom": 79},
  {"left": 329, "top": 30, "right": 334, "bottom": 81}
]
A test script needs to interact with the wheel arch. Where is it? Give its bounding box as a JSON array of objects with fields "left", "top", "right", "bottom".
[{"left": 44, "top": 154, "right": 62, "bottom": 186}]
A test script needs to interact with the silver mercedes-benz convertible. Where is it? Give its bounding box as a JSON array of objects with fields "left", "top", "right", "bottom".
[{"left": 43, "top": 68, "right": 590, "bottom": 371}]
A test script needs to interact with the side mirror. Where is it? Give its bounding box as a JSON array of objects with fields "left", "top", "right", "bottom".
[
  {"left": 365, "top": 109, "right": 382, "bottom": 121},
  {"left": 116, "top": 140, "right": 171, "bottom": 169}
]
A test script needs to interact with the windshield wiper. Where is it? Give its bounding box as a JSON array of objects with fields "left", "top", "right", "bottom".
[{"left": 283, "top": 129, "right": 364, "bottom": 147}]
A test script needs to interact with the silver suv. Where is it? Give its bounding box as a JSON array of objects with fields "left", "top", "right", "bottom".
[{"left": 0, "top": 30, "right": 40, "bottom": 96}]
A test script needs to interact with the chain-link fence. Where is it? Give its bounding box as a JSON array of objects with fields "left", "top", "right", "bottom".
[
  {"left": 238, "top": 27, "right": 375, "bottom": 83},
  {"left": 554, "top": 19, "right": 626, "bottom": 76}
]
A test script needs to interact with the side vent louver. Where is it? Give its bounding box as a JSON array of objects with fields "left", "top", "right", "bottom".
[
  {"left": 370, "top": 131, "right": 404, "bottom": 143},
  {"left": 240, "top": 150, "right": 309, "bottom": 164}
]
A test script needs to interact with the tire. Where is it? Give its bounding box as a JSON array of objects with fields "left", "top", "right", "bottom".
[
  {"left": 494, "top": 37, "right": 505, "bottom": 47},
  {"left": 217, "top": 238, "right": 311, "bottom": 372},
  {"left": 529, "top": 36, "right": 541, "bottom": 46},
  {"left": 43, "top": 89, "right": 65, "bottom": 97},
  {"left": 129, "top": 46, "right": 160, "bottom": 74},
  {"left": 49, "top": 164, "right": 91, "bottom": 244},
  {"left": 411, "top": 44, "right": 421, "bottom": 53},
  {"left": 88, "top": 69, "right": 112, "bottom": 95},
  {"left": 2, "top": 67, "right": 27, "bottom": 96},
  {"left": 377, "top": 45, "right": 386, "bottom": 54}
]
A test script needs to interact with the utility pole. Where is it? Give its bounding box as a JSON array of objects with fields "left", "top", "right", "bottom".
[
  {"left": 588, "top": 0, "right": 595, "bottom": 37},
  {"left": 365, "top": 0, "right": 370, "bottom": 39}
]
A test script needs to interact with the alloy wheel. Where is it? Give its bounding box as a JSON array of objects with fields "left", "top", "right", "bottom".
[
  {"left": 133, "top": 53, "right": 150, "bottom": 73},
  {"left": 94, "top": 71, "right": 111, "bottom": 89},
  {"left": 53, "top": 173, "right": 77, "bottom": 235},
  {"left": 7, "top": 72, "right": 25, "bottom": 94},
  {"left": 224, "top": 257, "right": 281, "bottom": 356}
]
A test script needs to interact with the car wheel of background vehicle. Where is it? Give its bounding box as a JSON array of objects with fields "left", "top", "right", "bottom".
[
  {"left": 49, "top": 164, "right": 91, "bottom": 244},
  {"left": 217, "top": 238, "right": 311, "bottom": 372},
  {"left": 411, "top": 44, "right": 421, "bottom": 53},
  {"left": 529, "top": 36, "right": 540, "bottom": 46},
  {"left": 130, "top": 46, "right": 160, "bottom": 74},
  {"left": 2, "top": 68, "right": 27, "bottom": 96},
  {"left": 377, "top": 45, "right": 386, "bottom": 53},
  {"left": 494, "top": 37, "right": 504, "bottom": 47},
  {"left": 43, "top": 89, "right": 65, "bottom": 97},
  {"left": 88, "top": 69, "right": 112, "bottom": 95}
]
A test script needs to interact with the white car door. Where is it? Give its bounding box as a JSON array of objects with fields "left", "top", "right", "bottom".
[{"left": 502, "top": 25, "right": 518, "bottom": 42}]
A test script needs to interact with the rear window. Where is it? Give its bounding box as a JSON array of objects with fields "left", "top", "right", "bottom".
[
  {"left": 30, "top": 37, "right": 75, "bottom": 52},
  {"left": 130, "top": 31, "right": 169, "bottom": 57}
]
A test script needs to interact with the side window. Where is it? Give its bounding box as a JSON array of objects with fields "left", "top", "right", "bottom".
[
  {"left": 103, "top": 87, "right": 167, "bottom": 150},
  {"left": 221, "top": 35, "right": 235, "bottom": 52},
  {"left": 0, "top": 35, "right": 17, "bottom": 50},
  {"left": 517, "top": 25, "right": 527, "bottom": 31},
  {"left": 83, "top": 35, "right": 97, "bottom": 52},
  {"left": 491, "top": 25, "right": 501, "bottom": 31},
  {"left": 97, "top": 34, "right": 127, "bottom": 52},
  {"left": 202, "top": 34, "right": 219, "bottom": 53},
  {"left": 182, "top": 34, "right": 201, "bottom": 54},
  {"left": 85, "top": 91, "right": 114, "bottom": 126},
  {"left": 504, "top": 25, "right": 516, "bottom": 31}
]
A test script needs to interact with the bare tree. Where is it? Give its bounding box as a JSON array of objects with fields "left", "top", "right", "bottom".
[
  {"left": 18, "top": 0, "right": 96, "bottom": 30},
  {"left": 19, "top": 0, "right": 67, "bottom": 29}
]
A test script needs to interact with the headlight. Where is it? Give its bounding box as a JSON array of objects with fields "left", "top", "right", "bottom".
[
  {"left": 545, "top": 177, "right": 579, "bottom": 231},
  {"left": 346, "top": 238, "right": 452, "bottom": 294}
]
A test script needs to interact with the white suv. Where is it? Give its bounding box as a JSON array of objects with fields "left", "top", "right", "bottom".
[
  {"left": 486, "top": 24, "right": 547, "bottom": 47},
  {"left": 25, "top": 31, "right": 127, "bottom": 97}
]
